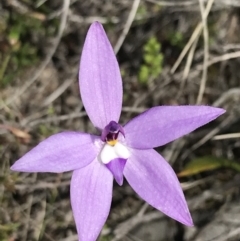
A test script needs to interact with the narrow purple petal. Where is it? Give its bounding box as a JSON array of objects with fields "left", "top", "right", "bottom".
[
  {"left": 11, "top": 132, "right": 99, "bottom": 173},
  {"left": 124, "top": 106, "right": 225, "bottom": 149},
  {"left": 106, "top": 158, "right": 127, "bottom": 185},
  {"left": 71, "top": 158, "right": 113, "bottom": 241},
  {"left": 124, "top": 149, "right": 193, "bottom": 226},
  {"left": 79, "top": 22, "right": 122, "bottom": 130}
]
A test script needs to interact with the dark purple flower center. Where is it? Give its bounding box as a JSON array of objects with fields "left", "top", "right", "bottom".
[
  {"left": 101, "top": 121, "right": 124, "bottom": 145},
  {"left": 100, "top": 121, "right": 127, "bottom": 186}
]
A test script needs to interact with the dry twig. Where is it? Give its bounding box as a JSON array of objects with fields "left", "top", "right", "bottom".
[
  {"left": 114, "top": 0, "right": 140, "bottom": 54},
  {"left": 177, "top": 33, "right": 200, "bottom": 98},
  {"left": 212, "top": 132, "right": 240, "bottom": 140},
  {"left": 196, "top": 0, "right": 211, "bottom": 104},
  {"left": 181, "top": 115, "right": 236, "bottom": 160},
  {"left": 170, "top": 0, "right": 214, "bottom": 74},
  {"left": 112, "top": 203, "right": 163, "bottom": 241}
]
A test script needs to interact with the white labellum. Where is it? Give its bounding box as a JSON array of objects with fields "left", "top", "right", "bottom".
[{"left": 100, "top": 142, "right": 130, "bottom": 164}]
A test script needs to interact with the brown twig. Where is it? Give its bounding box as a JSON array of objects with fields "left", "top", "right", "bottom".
[
  {"left": 196, "top": 0, "right": 211, "bottom": 104},
  {"left": 114, "top": 0, "right": 140, "bottom": 54}
]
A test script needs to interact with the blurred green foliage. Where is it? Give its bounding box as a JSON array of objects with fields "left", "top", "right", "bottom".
[
  {"left": 0, "top": 9, "right": 59, "bottom": 87},
  {"left": 38, "top": 124, "right": 58, "bottom": 137},
  {"left": 178, "top": 156, "right": 240, "bottom": 177},
  {"left": 0, "top": 12, "right": 48, "bottom": 87},
  {"left": 168, "top": 31, "right": 184, "bottom": 47},
  {"left": 0, "top": 222, "right": 19, "bottom": 241},
  {"left": 136, "top": 5, "right": 148, "bottom": 19},
  {"left": 100, "top": 236, "right": 112, "bottom": 241},
  {"left": 47, "top": 105, "right": 55, "bottom": 115},
  {"left": 99, "top": 225, "right": 112, "bottom": 241},
  {"left": 138, "top": 36, "right": 164, "bottom": 84}
]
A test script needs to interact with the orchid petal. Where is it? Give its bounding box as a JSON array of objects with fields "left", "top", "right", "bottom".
[
  {"left": 124, "top": 148, "right": 193, "bottom": 226},
  {"left": 124, "top": 106, "right": 225, "bottom": 149},
  {"left": 11, "top": 132, "right": 99, "bottom": 173},
  {"left": 71, "top": 158, "right": 113, "bottom": 241},
  {"left": 79, "top": 22, "right": 122, "bottom": 130},
  {"left": 106, "top": 158, "right": 127, "bottom": 186}
]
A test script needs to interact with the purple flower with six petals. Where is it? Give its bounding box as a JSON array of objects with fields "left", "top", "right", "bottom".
[{"left": 11, "top": 22, "right": 225, "bottom": 241}]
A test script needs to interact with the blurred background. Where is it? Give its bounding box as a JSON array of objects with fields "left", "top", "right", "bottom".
[{"left": 1, "top": 0, "right": 240, "bottom": 240}]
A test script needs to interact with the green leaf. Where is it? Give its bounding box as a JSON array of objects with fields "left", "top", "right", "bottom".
[
  {"left": 144, "top": 54, "right": 154, "bottom": 64},
  {"left": 138, "top": 36, "right": 164, "bottom": 84},
  {"left": 178, "top": 156, "right": 233, "bottom": 177},
  {"left": 138, "top": 65, "right": 149, "bottom": 84}
]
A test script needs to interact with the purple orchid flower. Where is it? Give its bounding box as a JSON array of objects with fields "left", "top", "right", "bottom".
[{"left": 11, "top": 22, "right": 225, "bottom": 241}]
